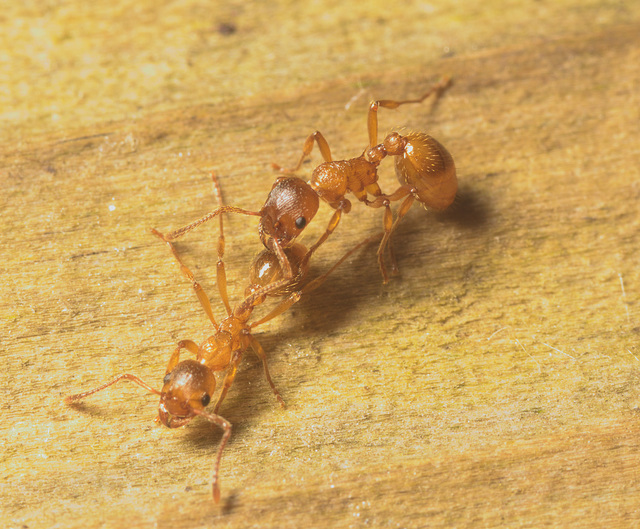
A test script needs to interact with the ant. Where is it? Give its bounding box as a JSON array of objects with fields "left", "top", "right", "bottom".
[
  {"left": 65, "top": 172, "right": 379, "bottom": 503},
  {"left": 272, "top": 76, "right": 457, "bottom": 283},
  {"left": 157, "top": 78, "right": 455, "bottom": 287}
]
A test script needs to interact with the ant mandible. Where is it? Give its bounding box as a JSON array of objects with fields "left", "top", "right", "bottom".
[
  {"left": 272, "top": 76, "right": 457, "bottom": 283},
  {"left": 65, "top": 172, "right": 379, "bottom": 503}
]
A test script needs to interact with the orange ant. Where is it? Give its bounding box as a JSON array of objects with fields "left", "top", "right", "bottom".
[
  {"left": 272, "top": 76, "right": 456, "bottom": 283},
  {"left": 157, "top": 79, "right": 454, "bottom": 285},
  {"left": 65, "top": 172, "right": 379, "bottom": 503}
]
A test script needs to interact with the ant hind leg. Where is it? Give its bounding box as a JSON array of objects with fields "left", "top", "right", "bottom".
[
  {"left": 367, "top": 76, "right": 452, "bottom": 149},
  {"left": 272, "top": 130, "right": 333, "bottom": 173}
]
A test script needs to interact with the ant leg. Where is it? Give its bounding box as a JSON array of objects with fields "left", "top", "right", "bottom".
[
  {"left": 361, "top": 186, "right": 415, "bottom": 282},
  {"left": 271, "top": 236, "right": 294, "bottom": 280},
  {"left": 212, "top": 328, "right": 286, "bottom": 413},
  {"left": 368, "top": 190, "right": 416, "bottom": 279},
  {"left": 376, "top": 204, "right": 394, "bottom": 284},
  {"left": 151, "top": 228, "right": 219, "bottom": 327},
  {"left": 250, "top": 232, "right": 382, "bottom": 328},
  {"left": 165, "top": 339, "right": 200, "bottom": 374},
  {"left": 249, "top": 291, "right": 302, "bottom": 329},
  {"left": 162, "top": 206, "right": 262, "bottom": 242},
  {"left": 64, "top": 374, "right": 160, "bottom": 404},
  {"left": 364, "top": 186, "right": 412, "bottom": 209},
  {"left": 212, "top": 367, "right": 235, "bottom": 415},
  {"left": 301, "top": 232, "right": 383, "bottom": 293},
  {"left": 212, "top": 364, "right": 238, "bottom": 414},
  {"left": 386, "top": 193, "right": 416, "bottom": 275},
  {"left": 248, "top": 335, "right": 285, "bottom": 408},
  {"left": 236, "top": 270, "right": 307, "bottom": 319},
  {"left": 305, "top": 202, "right": 347, "bottom": 258},
  {"left": 191, "top": 407, "right": 232, "bottom": 504},
  {"left": 367, "top": 77, "right": 452, "bottom": 148},
  {"left": 272, "top": 130, "right": 333, "bottom": 173},
  {"left": 209, "top": 172, "right": 232, "bottom": 315}
]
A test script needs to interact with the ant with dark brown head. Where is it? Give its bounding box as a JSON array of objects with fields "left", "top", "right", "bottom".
[
  {"left": 272, "top": 76, "right": 456, "bottom": 283},
  {"left": 154, "top": 78, "right": 455, "bottom": 286},
  {"left": 65, "top": 171, "right": 379, "bottom": 503}
]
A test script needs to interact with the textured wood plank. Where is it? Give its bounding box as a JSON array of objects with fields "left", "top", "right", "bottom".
[{"left": 3, "top": 2, "right": 640, "bottom": 528}]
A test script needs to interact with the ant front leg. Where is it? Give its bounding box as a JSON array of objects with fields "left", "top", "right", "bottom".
[
  {"left": 212, "top": 361, "right": 238, "bottom": 414},
  {"left": 248, "top": 334, "right": 285, "bottom": 408},
  {"left": 304, "top": 199, "right": 350, "bottom": 260},
  {"left": 272, "top": 130, "right": 333, "bottom": 173},
  {"left": 64, "top": 374, "right": 161, "bottom": 405},
  {"left": 165, "top": 339, "right": 200, "bottom": 375},
  {"left": 162, "top": 205, "right": 262, "bottom": 242}
]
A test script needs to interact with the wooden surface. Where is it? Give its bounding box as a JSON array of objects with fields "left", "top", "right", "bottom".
[{"left": 3, "top": 1, "right": 640, "bottom": 528}]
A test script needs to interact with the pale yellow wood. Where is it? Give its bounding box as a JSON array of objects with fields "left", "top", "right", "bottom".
[{"left": 2, "top": 1, "right": 640, "bottom": 528}]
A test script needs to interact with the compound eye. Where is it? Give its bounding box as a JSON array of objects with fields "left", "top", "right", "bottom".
[
  {"left": 201, "top": 393, "right": 211, "bottom": 407},
  {"left": 163, "top": 373, "right": 172, "bottom": 385},
  {"left": 295, "top": 216, "right": 307, "bottom": 230}
]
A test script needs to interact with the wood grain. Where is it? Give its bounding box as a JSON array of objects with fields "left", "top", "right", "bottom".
[{"left": 3, "top": 2, "right": 640, "bottom": 528}]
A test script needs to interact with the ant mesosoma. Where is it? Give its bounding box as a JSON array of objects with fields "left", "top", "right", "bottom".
[
  {"left": 272, "top": 76, "right": 457, "bottom": 283},
  {"left": 65, "top": 172, "right": 379, "bottom": 503}
]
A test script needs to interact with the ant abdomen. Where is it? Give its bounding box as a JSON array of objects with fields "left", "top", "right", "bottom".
[
  {"left": 245, "top": 243, "right": 308, "bottom": 300},
  {"left": 395, "top": 131, "right": 457, "bottom": 210}
]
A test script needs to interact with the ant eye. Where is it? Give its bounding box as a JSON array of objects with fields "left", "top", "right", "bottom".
[
  {"left": 201, "top": 393, "right": 211, "bottom": 407},
  {"left": 295, "top": 216, "right": 307, "bottom": 229},
  {"left": 163, "top": 373, "right": 172, "bottom": 385}
]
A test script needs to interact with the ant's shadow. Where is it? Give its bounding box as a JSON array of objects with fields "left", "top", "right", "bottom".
[{"left": 437, "top": 183, "right": 491, "bottom": 230}]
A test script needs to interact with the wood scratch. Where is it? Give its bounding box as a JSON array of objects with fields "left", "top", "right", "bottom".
[
  {"left": 486, "top": 326, "right": 541, "bottom": 368},
  {"left": 345, "top": 88, "right": 366, "bottom": 110},
  {"left": 618, "top": 272, "right": 631, "bottom": 324},
  {"left": 487, "top": 326, "right": 508, "bottom": 341},
  {"left": 541, "top": 342, "right": 575, "bottom": 360},
  {"left": 515, "top": 337, "right": 541, "bottom": 368}
]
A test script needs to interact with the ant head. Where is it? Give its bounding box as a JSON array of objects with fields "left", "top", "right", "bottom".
[
  {"left": 259, "top": 177, "right": 319, "bottom": 247},
  {"left": 158, "top": 359, "right": 216, "bottom": 428}
]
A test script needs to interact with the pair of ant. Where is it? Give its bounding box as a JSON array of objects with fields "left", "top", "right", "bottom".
[{"left": 65, "top": 77, "right": 457, "bottom": 503}]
